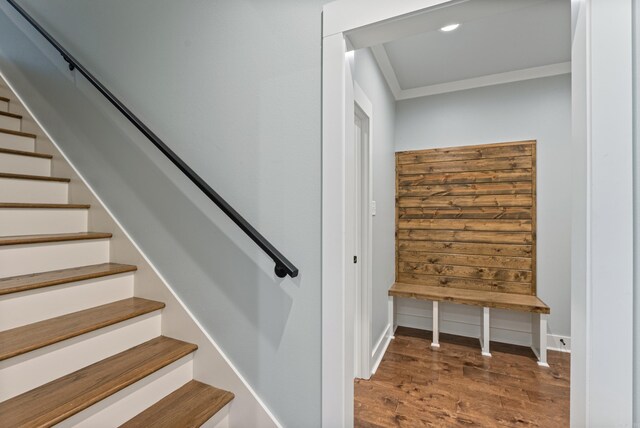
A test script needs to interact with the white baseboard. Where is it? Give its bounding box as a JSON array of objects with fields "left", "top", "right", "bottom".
[
  {"left": 396, "top": 312, "right": 571, "bottom": 353},
  {"left": 370, "top": 323, "right": 394, "bottom": 375},
  {"left": 547, "top": 334, "right": 571, "bottom": 353}
]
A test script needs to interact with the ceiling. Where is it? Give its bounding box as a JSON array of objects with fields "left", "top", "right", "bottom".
[{"left": 370, "top": 0, "right": 571, "bottom": 99}]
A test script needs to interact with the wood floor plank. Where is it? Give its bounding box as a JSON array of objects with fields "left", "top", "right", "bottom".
[
  {"left": 0, "top": 232, "right": 112, "bottom": 246},
  {"left": 0, "top": 298, "right": 164, "bottom": 360},
  {"left": 119, "top": 380, "right": 234, "bottom": 428},
  {"left": 354, "top": 327, "right": 569, "bottom": 428},
  {"left": 0, "top": 263, "right": 137, "bottom": 296},
  {"left": 0, "top": 336, "right": 196, "bottom": 428}
]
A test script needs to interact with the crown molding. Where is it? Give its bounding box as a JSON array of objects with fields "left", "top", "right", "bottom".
[{"left": 369, "top": 44, "right": 571, "bottom": 101}]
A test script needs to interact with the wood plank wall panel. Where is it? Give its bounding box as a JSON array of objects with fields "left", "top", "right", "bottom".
[{"left": 395, "top": 141, "right": 537, "bottom": 295}]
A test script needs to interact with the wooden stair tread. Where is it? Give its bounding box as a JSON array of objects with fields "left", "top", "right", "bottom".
[
  {"left": 0, "top": 232, "right": 112, "bottom": 246},
  {"left": 0, "top": 297, "right": 165, "bottom": 360},
  {"left": 120, "top": 380, "right": 234, "bottom": 428},
  {"left": 0, "top": 147, "right": 52, "bottom": 159},
  {"left": 0, "top": 172, "right": 70, "bottom": 182},
  {"left": 0, "top": 336, "right": 197, "bottom": 428},
  {"left": 389, "top": 282, "right": 550, "bottom": 314},
  {"left": 0, "top": 202, "right": 90, "bottom": 209},
  {"left": 0, "top": 127, "right": 36, "bottom": 138},
  {"left": 0, "top": 95, "right": 9, "bottom": 103},
  {"left": 0, "top": 110, "right": 22, "bottom": 119},
  {"left": 0, "top": 263, "right": 136, "bottom": 296}
]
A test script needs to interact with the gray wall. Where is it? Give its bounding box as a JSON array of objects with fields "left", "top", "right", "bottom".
[
  {"left": 395, "top": 75, "right": 572, "bottom": 342},
  {"left": 352, "top": 48, "right": 396, "bottom": 352},
  {"left": 0, "top": 1, "right": 324, "bottom": 426}
]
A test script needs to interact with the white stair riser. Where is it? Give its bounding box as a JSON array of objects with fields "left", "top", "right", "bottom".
[
  {"left": 203, "top": 405, "right": 231, "bottom": 428},
  {"left": 0, "top": 239, "right": 109, "bottom": 277},
  {"left": 0, "top": 114, "right": 20, "bottom": 132},
  {"left": 58, "top": 356, "right": 194, "bottom": 428},
  {"left": 0, "top": 273, "right": 134, "bottom": 330},
  {"left": 0, "top": 313, "right": 161, "bottom": 401},
  {"left": 0, "top": 178, "right": 68, "bottom": 203},
  {"left": 0, "top": 208, "right": 87, "bottom": 236},
  {"left": 0, "top": 100, "right": 8, "bottom": 112},
  {"left": 0, "top": 132, "right": 35, "bottom": 152},
  {"left": 0, "top": 152, "right": 51, "bottom": 176}
]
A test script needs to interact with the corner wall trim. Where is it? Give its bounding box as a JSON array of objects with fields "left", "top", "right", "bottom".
[{"left": 370, "top": 323, "right": 395, "bottom": 375}]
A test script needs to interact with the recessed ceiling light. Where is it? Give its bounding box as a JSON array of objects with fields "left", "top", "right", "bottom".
[{"left": 440, "top": 23, "right": 460, "bottom": 32}]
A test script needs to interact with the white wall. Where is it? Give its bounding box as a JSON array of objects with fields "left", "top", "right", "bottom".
[
  {"left": 0, "top": 1, "right": 324, "bottom": 426},
  {"left": 352, "top": 48, "right": 396, "bottom": 362},
  {"left": 394, "top": 75, "right": 572, "bottom": 346}
]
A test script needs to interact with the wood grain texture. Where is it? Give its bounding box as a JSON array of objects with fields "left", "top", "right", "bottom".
[
  {"left": 398, "top": 157, "right": 532, "bottom": 175},
  {"left": 398, "top": 219, "right": 531, "bottom": 232},
  {"left": 394, "top": 141, "right": 539, "bottom": 305},
  {"left": 119, "top": 380, "right": 234, "bottom": 428},
  {"left": 398, "top": 207, "right": 532, "bottom": 220},
  {"left": 396, "top": 272, "right": 532, "bottom": 294},
  {"left": 0, "top": 203, "right": 90, "bottom": 209},
  {"left": 0, "top": 147, "right": 52, "bottom": 159},
  {"left": 396, "top": 141, "right": 534, "bottom": 164},
  {"left": 398, "top": 169, "right": 532, "bottom": 186},
  {"left": 389, "top": 283, "right": 549, "bottom": 313},
  {"left": 0, "top": 127, "right": 36, "bottom": 138},
  {"left": 397, "top": 194, "right": 533, "bottom": 208},
  {"left": 397, "top": 230, "right": 532, "bottom": 245},
  {"left": 0, "top": 298, "right": 164, "bottom": 360},
  {"left": 0, "top": 336, "right": 197, "bottom": 428},
  {"left": 0, "top": 232, "right": 112, "bottom": 246},
  {"left": 398, "top": 262, "right": 531, "bottom": 283},
  {"left": 398, "top": 251, "right": 531, "bottom": 270},
  {"left": 0, "top": 172, "right": 70, "bottom": 183},
  {"left": 398, "top": 181, "right": 532, "bottom": 197},
  {"left": 354, "top": 327, "right": 569, "bottom": 427},
  {"left": 398, "top": 240, "right": 532, "bottom": 257},
  {"left": 0, "top": 263, "right": 136, "bottom": 296}
]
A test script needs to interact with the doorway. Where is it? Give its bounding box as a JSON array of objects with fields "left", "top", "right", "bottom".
[{"left": 321, "top": 1, "right": 634, "bottom": 427}]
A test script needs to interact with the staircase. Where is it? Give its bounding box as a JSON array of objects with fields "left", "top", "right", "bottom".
[{"left": 0, "top": 89, "right": 237, "bottom": 425}]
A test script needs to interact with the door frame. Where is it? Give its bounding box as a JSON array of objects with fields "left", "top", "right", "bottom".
[
  {"left": 322, "top": 3, "right": 458, "bottom": 426},
  {"left": 352, "top": 82, "right": 374, "bottom": 380}
]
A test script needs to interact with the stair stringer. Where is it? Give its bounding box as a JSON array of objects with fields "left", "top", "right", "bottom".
[{"left": 0, "top": 75, "right": 281, "bottom": 428}]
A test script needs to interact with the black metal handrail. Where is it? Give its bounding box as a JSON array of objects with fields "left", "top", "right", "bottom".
[{"left": 5, "top": 0, "right": 298, "bottom": 278}]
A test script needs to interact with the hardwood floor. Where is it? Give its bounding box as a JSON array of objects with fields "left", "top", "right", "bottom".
[{"left": 354, "top": 327, "right": 569, "bottom": 427}]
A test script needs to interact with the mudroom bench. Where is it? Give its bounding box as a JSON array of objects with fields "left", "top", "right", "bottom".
[{"left": 388, "top": 283, "right": 550, "bottom": 366}]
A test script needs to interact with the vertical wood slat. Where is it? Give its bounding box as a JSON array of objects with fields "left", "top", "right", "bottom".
[{"left": 395, "top": 141, "right": 537, "bottom": 296}]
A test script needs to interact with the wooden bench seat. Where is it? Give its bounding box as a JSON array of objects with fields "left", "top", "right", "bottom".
[
  {"left": 389, "top": 282, "right": 551, "bottom": 366},
  {"left": 389, "top": 282, "right": 549, "bottom": 314}
]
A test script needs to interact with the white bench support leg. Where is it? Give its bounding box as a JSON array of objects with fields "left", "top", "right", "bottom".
[
  {"left": 531, "top": 313, "right": 549, "bottom": 367},
  {"left": 431, "top": 301, "right": 440, "bottom": 348},
  {"left": 480, "top": 307, "right": 491, "bottom": 357},
  {"left": 388, "top": 296, "right": 395, "bottom": 339}
]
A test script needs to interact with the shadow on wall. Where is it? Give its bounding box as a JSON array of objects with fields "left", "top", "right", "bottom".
[{"left": 0, "top": 34, "right": 294, "bottom": 352}]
